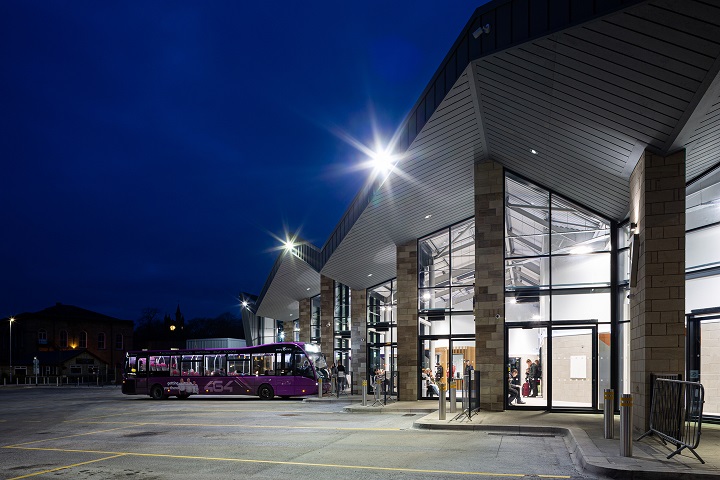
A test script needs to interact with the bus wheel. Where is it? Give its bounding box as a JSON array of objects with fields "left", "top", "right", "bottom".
[
  {"left": 258, "top": 384, "right": 274, "bottom": 400},
  {"left": 150, "top": 385, "right": 165, "bottom": 400}
]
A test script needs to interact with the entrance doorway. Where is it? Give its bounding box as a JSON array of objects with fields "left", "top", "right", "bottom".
[
  {"left": 507, "top": 323, "right": 603, "bottom": 410},
  {"left": 550, "top": 326, "right": 597, "bottom": 409},
  {"left": 687, "top": 308, "right": 720, "bottom": 420},
  {"left": 506, "top": 325, "right": 547, "bottom": 409}
]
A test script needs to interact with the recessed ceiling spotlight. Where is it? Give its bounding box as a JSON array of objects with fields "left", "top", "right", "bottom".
[
  {"left": 531, "top": 149, "right": 538, "bottom": 155},
  {"left": 425, "top": 214, "right": 432, "bottom": 219},
  {"left": 367, "top": 273, "right": 373, "bottom": 277},
  {"left": 306, "top": 287, "right": 310, "bottom": 291}
]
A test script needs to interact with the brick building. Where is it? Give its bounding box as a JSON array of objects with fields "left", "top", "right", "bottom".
[{"left": 3, "top": 303, "right": 133, "bottom": 382}]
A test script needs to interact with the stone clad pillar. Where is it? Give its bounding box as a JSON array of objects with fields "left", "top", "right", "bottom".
[
  {"left": 320, "top": 275, "right": 334, "bottom": 362},
  {"left": 299, "top": 297, "right": 311, "bottom": 343},
  {"left": 396, "top": 240, "right": 419, "bottom": 400},
  {"left": 629, "top": 149, "right": 685, "bottom": 432},
  {"left": 351, "top": 288, "right": 367, "bottom": 393},
  {"left": 474, "top": 159, "right": 505, "bottom": 411},
  {"left": 283, "top": 320, "right": 294, "bottom": 342}
]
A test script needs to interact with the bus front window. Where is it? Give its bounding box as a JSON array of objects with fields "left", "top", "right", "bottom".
[{"left": 307, "top": 352, "right": 329, "bottom": 380}]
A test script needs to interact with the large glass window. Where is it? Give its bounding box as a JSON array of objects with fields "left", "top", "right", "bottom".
[
  {"left": 367, "top": 279, "right": 397, "bottom": 396},
  {"left": 418, "top": 218, "right": 475, "bottom": 399},
  {"left": 333, "top": 282, "right": 351, "bottom": 383},
  {"left": 505, "top": 172, "right": 612, "bottom": 411},
  {"left": 310, "top": 295, "right": 321, "bottom": 344}
]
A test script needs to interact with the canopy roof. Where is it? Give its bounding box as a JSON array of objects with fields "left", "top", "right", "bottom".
[{"left": 256, "top": 0, "right": 720, "bottom": 320}]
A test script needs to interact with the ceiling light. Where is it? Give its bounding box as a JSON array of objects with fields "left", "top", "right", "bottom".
[
  {"left": 531, "top": 149, "right": 538, "bottom": 155},
  {"left": 425, "top": 214, "right": 432, "bottom": 219},
  {"left": 422, "top": 293, "right": 432, "bottom": 300},
  {"left": 367, "top": 273, "right": 373, "bottom": 277},
  {"left": 306, "top": 287, "right": 310, "bottom": 291},
  {"left": 532, "top": 314, "right": 541, "bottom": 320}
]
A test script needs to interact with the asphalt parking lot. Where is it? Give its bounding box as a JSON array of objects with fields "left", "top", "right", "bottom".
[{"left": 0, "top": 387, "right": 599, "bottom": 479}]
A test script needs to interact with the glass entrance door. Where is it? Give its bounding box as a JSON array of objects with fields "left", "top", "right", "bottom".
[
  {"left": 506, "top": 325, "right": 547, "bottom": 409},
  {"left": 687, "top": 308, "right": 720, "bottom": 419},
  {"left": 551, "top": 326, "right": 597, "bottom": 409}
]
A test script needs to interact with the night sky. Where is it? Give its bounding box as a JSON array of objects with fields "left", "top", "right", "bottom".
[{"left": 1, "top": 1, "right": 484, "bottom": 322}]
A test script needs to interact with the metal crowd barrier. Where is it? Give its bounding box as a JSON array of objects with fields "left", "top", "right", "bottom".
[
  {"left": 637, "top": 378, "right": 705, "bottom": 464},
  {"left": 453, "top": 373, "right": 480, "bottom": 421}
]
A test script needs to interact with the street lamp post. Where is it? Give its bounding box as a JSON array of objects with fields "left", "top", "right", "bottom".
[{"left": 9, "top": 317, "right": 15, "bottom": 384}]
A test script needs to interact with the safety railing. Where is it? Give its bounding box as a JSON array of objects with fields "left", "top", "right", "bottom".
[{"left": 637, "top": 378, "right": 705, "bottom": 464}]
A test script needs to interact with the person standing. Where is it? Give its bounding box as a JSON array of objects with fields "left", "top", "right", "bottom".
[
  {"left": 337, "top": 362, "right": 346, "bottom": 392},
  {"left": 526, "top": 359, "right": 538, "bottom": 397}
]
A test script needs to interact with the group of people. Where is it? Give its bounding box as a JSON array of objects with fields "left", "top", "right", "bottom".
[
  {"left": 507, "top": 358, "right": 542, "bottom": 406},
  {"left": 421, "top": 360, "right": 474, "bottom": 397},
  {"left": 330, "top": 362, "right": 346, "bottom": 393}
]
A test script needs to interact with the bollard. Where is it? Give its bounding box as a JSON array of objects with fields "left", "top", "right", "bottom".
[
  {"left": 438, "top": 383, "right": 447, "bottom": 420},
  {"left": 318, "top": 378, "right": 323, "bottom": 398},
  {"left": 362, "top": 380, "right": 367, "bottom": 406},
  {"left": 449, "top": 381, "right": 457, "bottom": 413},
  {"left": 620, "top": 393, "right": 633, "bottom": 457},
  {"left": 604, "top": 388, "right": 614, "bottom": 439},
  {"left": 56, "top": 377, "right": 59, "bottom": 387}
]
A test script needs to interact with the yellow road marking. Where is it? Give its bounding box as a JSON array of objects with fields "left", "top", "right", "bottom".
[
  {"left": 64, "top": 420, "right": 401, "bottom": 431},
  {"left": 7, "top": 454, "right": 125, "bottom": 480},
  {"left": 3, "top": 446, "right": 571, "bottom": 478},
  {"left": 5, "top": 425, "right": 137, "bottom": 448}
]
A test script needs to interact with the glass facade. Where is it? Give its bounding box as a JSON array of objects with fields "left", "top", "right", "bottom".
[
  {"left": 686, "top": 170, "right": 720, "bottom": 420},
  {"left": 333, "top": 282, "right": 351, "bottom": 377},
  {"left": 418, "top": 218, "right": 476, "bottom": 399},
  {"left": 310, "top": 295, "right": 321, "bottom": 344},
  {"left": 367, "top": 279, "right": 397, "bottom": 396},
  {"left": 504, "top": 172, "right": 612, "bottom": 410}
]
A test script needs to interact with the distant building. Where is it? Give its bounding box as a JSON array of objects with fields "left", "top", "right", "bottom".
[
  {"left": 186, "top": 338, "right": 246, "bottom": 349},
  {"left": 2, "top": 303, "right": 133, "bottom": 382}
]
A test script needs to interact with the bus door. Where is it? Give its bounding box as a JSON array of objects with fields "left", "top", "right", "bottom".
[
  {"left": 275, "top": 347, "right": 295, "bottom": 391},
  {"left": 136, "top": 356, "right": 148, "bottom": 393}
]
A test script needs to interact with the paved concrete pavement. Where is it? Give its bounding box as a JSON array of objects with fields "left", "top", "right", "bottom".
[{"left": 307, "top": 394, "right": 720, "bottom": 480}]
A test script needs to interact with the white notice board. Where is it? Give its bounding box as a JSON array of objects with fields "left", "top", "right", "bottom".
[{"left": 570, "top": 355, "right": 587, "bottom": 379}]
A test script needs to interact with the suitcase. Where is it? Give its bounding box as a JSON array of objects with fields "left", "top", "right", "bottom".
[{"left": 522, "top": 382, "right": 530, "bottom": 397}]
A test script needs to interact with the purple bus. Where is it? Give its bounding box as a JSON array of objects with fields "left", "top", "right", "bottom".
[{"left": 121, "top": 342, "right": 330, "bottom": 400}]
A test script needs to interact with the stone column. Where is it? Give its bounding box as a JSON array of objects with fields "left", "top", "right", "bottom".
[
  {"left": 351, "top": 288, "right": 367, "bottom": 394},
  {"left": 629, "top": 149, "right": 685, "bottom": 432},
  {"left": 474, "top": 159, "right": 506, "bottom": 411},
  {"left": 283, "top": 320, "right": 294, "bottom": 342},
  {"left": 299, "top": 297, "right": 311, "bottom": 343},
  {"left": 396, "top": 240, "right": 419, "bottom": 401},
  {"left": 320, "top": 275, "right": 334, "bottom": 362}
]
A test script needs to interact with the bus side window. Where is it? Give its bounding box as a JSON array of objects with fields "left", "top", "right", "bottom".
[{"left": 138, "top": 358, "right": 146, "bottom": 373}]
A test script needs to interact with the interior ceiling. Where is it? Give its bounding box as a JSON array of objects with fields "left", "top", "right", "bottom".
[{"left": 256, "top": 0, "right": 720, "bottom": 320}]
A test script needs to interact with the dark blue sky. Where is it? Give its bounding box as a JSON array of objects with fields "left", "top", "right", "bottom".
[{"left": 1, "top": 1, "right": 483, "bottom": 322}]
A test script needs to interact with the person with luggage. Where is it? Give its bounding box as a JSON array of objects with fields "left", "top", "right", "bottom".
[{"left": 526, "top": 359, "right": 538, "bottom": 397}]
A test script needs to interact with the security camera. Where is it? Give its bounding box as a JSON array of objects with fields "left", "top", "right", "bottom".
[
  {"left": 495, "top": 314, "right": 501, "bottom": 319},
  {"left": 472, "top": 24, "right": 491, "bottom": 39}
]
